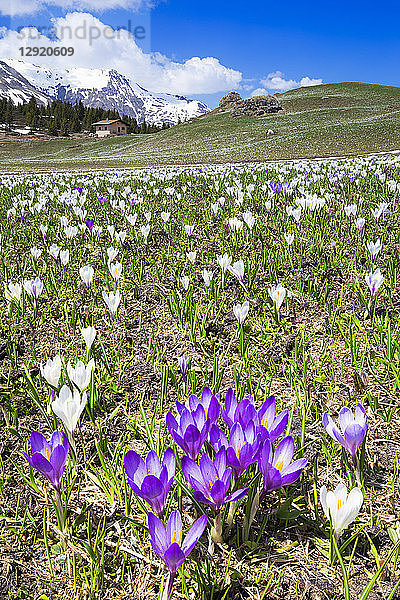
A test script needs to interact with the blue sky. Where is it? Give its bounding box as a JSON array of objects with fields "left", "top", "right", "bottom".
[{"left": 1, "top": 0, "right": 400, "bottom": 107}]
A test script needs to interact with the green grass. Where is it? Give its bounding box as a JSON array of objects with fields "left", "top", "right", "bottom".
[{"left": 1, "top": 82, "right": 400, "bottom": 171}]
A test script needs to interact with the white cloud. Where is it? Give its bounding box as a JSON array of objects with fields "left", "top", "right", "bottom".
[
  {"left": 250, "top": 88, "right": 270, "bottom": 97},
  {"left": 0, "top": 12, "right": 242, "bottom": 95},
  {"left": 300, "top": 76, "right": 323, "bottom": 87},
  {"left": 1, "top": 0, "right": 152, "bottom": 17},
  {"left": 259, "top": 71, "right": 323, "bottom": 93}
]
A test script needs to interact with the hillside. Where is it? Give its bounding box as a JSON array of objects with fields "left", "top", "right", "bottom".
[{"left": 1, "top": 81, "right": 400, "bottom": 171}]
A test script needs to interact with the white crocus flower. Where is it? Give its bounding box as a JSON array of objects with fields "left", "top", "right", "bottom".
[
  {"left": 268, "top": 284, "right": 287, "bottom": 311},
  {"left": 5, "top": 282, "right": 22, "bottom": 303},
  {"left": 202, "top": 269, "right": 213, "bottom": 289},
  {"left": 320, "top": 484, "right": 363, "bottom": 539},
  {"left": 65, "top": 225, "right": 78, "bottom": 239},
  {"left": 60, "top": 250, "right": 70, "bottom": 266},
  {"left": 217, "top": 252, "right": 232, "bottom": 275},
  {"left": 79, "top": 265, "right": 94, "bottom": 287},
  {"left": 107, "top": 247, "right": 118, "bottom": 263},
  {"left": 107, "top": 225, "right": 115, "bottom": 239},
  {"left": 284, "top": 233, "right": 295, "bottom": 246},
  {"left": 184, "top": 225, "right": 195, "bottom": 237},
  {"left": 228, "top": 260, "right": 245, "bottom": 284},
  {"left": 52, "top": 384, "right": 87, "bottom": 433},
  {"left": 67, "top": 359, "right": 95, "bottom": 392},
  {"left": 109, "top": 261, "right": 123, "bottom": 283},
  {"left": 181, "top": 276, "right": 190, "bottom": 291},
  {"left": 49, "top": 244, "right": 60, "bottom": 260},
  {"left": 186, "top": 251, "right": 197, "bottom": 264},
  {"left": 354, "top": 217, "right": 365, "bottom": 231},
  {"left": 243, "top": 211, "right": 255, "bottom": 230},
  {"left": 40, "top": 354, "right": 62, "bottom": 388},
  {"left": 228, "top": 217, "right": 243, "bottom": 232},
  {"left": 344, "top": 204, "right": 357, "bottom": 217},
  {"left": 31, "top": 247, "right": 42, "bottom": 260},
  {"left": 116, "top": 230, "right": 126, "bottom": 244},
  {"left": 161, "top": 211, "right": 170, "bottom": 223},
  {"left": 144, "top": 211, "right": 152, "bottom": 222},
  {"left": 291, "top": 207, "right": 302, "bottom": 223},
  {"left": 365, "top": 268, "right": 384, "bottom": 296},
  {"left": 233, "top": 300, "right": 250, "bottom": 327},
  {"left": 211, "top": 203, "right": 219, "bottom": 215},
  {"left": 140, "top": 224, "right": 151, "bottom": 242},
  {"left": 102, "top": 290, "right": 121, "bottom": 317},
  {"left": 126, "top": 213, "right": 138, "bottom": 227},
  {"left": 367, "top": 239, "right": 382, "bottom": 261},
  {"left": 81, "top": 326, "right": 96, "bottom": 351}
]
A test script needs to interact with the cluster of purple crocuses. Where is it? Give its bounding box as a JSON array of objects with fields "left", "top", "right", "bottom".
[
  {"left": 167, "top": 387, "right": 308, "bottom": 501},
  {"left": 22, "top": 387, "right": 367, "bottom": 599},
  {"left": 122, "top": 386, "right": 307, "bottom": 596}
]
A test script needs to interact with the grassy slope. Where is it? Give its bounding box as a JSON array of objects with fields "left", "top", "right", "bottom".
[{"left": 1, "top": 81, "right": 400, "bottom": 171}]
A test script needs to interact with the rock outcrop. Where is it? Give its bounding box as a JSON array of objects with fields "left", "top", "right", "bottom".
[
  {"left": 217, "top": 91, "right": 283, "bottom": 117},
  {"left": 231, "top": 95, "right": 283, "bottom": 117},
  {"left": 219, "top": 91, "right": 242, "bottom": 109}
]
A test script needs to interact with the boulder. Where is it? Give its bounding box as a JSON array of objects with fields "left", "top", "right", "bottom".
[
  {"left": 219, "top": 91, "right": 242, "bottom": 109},
  {"left": 231, "top": 95, "right": 283, "bottom": 117}
]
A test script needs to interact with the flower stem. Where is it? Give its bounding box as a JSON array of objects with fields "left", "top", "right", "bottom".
[
  {"left": 226, "top": 501, "right": 237, "bottom": 528},
  {"left": 211, "top": 511, "right": 223, "bottom": 544},
  {"left": 352, "top": 454, "right": 361, "bottom": 487},
  {"left": 163, "top": 572, "right": 175, "bottom": 600},
  {"left": 55, "top": 487, "right": 65, "bottom": 533}
]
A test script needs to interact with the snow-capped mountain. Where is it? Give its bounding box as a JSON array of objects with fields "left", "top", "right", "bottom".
[
  {"left": 1, "top": 59, "right": 209, "bottom": 125},
  {"left": 0, "top": 61, "right": 52, "bottom": 106}
]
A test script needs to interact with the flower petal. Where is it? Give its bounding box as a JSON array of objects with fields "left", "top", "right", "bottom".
[
  {"left": 273, "top": 436, "right": 295, "bottom": 470},
  {"left": 281, "top": 458, "right": 307, "bottom": 486},
  {"left": 343, "top": 423, "right": 366, "bottom": 456},
  {"left": 146, "top": 450, "right": 162, "bottom": 477},
  {"left": 338, "top": 407, "right": 354, "bottom": 433},
  {"left": 181, "top": 514, "right": 207, "bottom": 557},
  {"left": 166, "top": 510, "right": 183, "bottom": 546},
  {"left": 148, "top": 512, "right": 168, "bottom": 556},
  {"left": 163, "top": 543, "right": 186, "bottom": 573},
  {"left": 124, "top": 451, "right": 147, "bottom": 484},
  {"left": 226, "top": 487, "right": 249, "bottom": 503},
  {"left": 30, "top": 431, "right": 48, "bottom": 454}
]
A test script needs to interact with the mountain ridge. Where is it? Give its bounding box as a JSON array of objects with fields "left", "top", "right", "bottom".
[{"left": 0, "top": 59, "right": 210, "bottom": 126}]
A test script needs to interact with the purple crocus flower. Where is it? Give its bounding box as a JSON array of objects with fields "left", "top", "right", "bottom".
[
  {"left": 181, "top": 448, "right": 248, "bottom": 512},
  {"left": 322, "top": 404, "right": 367, "bottom": 458},
  {"left": 177, "top": 387, "right": 220, "bottom": 426},
  {"left": 210, "top": 421, "right": 260, "bottom": 479},
  {"left": 220, "top": 388, "right": 240, "bottom": 427},
  {"left": 177, "top": 355, "right": 189, "bottom": 383},
  {"left": 220, "top": 389, "right": 288, "bottom": 442},
  {"left": 85, "top": 218, "right": 94, "bottom": 233},
  {"left": 22, "top": 430, "right": 69, "bottom": 491},
  {"left": 148, "top": 510, "right": 207, "bottom": 597},
  {"left": 258, "top": 436, "right": 307, "bottom": 498},
  {"left": 252, "top": 396, "right": 289, "bottom": 442},
  {"left": 166, "top": 406, "right": 210, "bottom": 459},
  {"left": 124, "top": 448, "right": 176, "bottom": 517}
]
